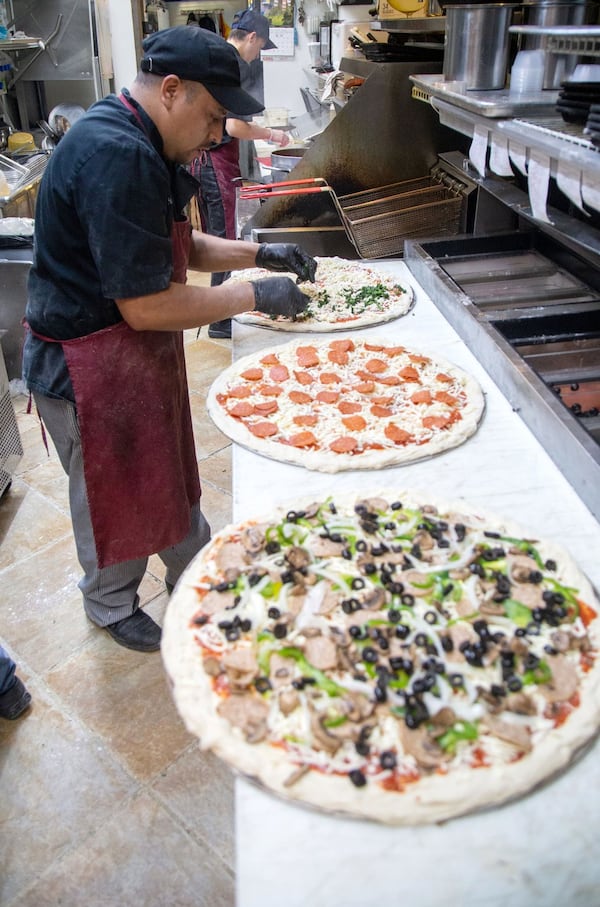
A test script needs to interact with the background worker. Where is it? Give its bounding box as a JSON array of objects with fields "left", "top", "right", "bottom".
[
  {"left": 22, "top": 26, "right": 315, "bottom": 654},
  {"left": 191, "top": 9, "right": 292, "bottom": 339}
]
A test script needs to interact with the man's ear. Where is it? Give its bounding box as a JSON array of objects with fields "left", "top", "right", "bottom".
[{"left": 160, "top": 74, "right": 182, "bottom": 108}]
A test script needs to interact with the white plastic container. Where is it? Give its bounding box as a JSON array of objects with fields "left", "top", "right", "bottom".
[{"left": 509, "top": 49, "right": 546, "bottom": 94}]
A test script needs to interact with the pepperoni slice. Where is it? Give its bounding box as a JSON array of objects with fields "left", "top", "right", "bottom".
[
  {"left": 384, "top": 346, "right": 407, "bottom": 356},
  {"left": 248, "top": 421, "right": 278, "bottom": 438},
  {"left": 329, "top": 339, "right": 355, "bottom": 353},
  {"left": 422, "top": 414, "right": 452, "bottom": 430},
  {"left": 364, "top": 343, "right": 384, "bottom": 351},
  {"left": 436, "top": 372, "right": 454, "bottom": 383},
  {"left": 411, "top": 389, "right": 433, "bottom": 405},
  {"left": 330, "top": 436, "right": 358, "bottom": 453},
  {"left": 240, "top": 367, "right": 263, "bottom": 381},
  {"left": 289, "top": 390, "right": 312, "bottom": 404},
  {"left": 355, "top": 381, "right": 375, "bottom": 394},
  {"left": 260, "top": 353, "right": 280, "bottom": 366},
  {"left": 435, "top": 390, "right": 459, "bottom": 407},
  {"left": 294, "top": 370, "right": 313, "bottom": 386},
  {"left": 371, "top": 404, "right": 393, "bottom": 417},
  {"left": 316, "top": 390, "right": 340, "bottom": 404},
  {"left": 258, "top": 384, "right": 283, "bottom": 397},
  {"left": 293, "top": 414, "right": 318, "bottom": 427},
  {"left": 229, "top": 385, "right": 253, "bottom": 398},
  {"left": 296, "top": 346, "right": 320, "bottom": 368},
  {"left": 338, "top": 401, "right": 362, "bottom": 415},
  {"left": 385, "top": 423, "right": 412, "bottom": 445},
  {"left": 270, "top": 365, "right": 290, "bottom": 383},
  {"left": 319, "top": 372, "right": 342, "bottom": 384},
  {"left": 253, "top": 400, "right": 279, "bottom": 415},
  {"left": 377, "top": 375, "right": 401, "bottom": 386},
  {"left": 399, "top": 366, "right": 420, "bottom": 382},
  {"left": 371, "top": 395, "right": 394, "bottom": 405},
  {"left": 288, "top": 430, "right": 317, "bottom": 448},
  {"left": 229, "top": 401, "right": 253, "bottom": 418},
  {"left": 422, "top": 414, "right": 450, "bottom": 430},
  {"left": 365, "top": 358, "right": 387, "bottom": 374},
  {"left": 409, "top": 354, "right": 431, "bottom": 365},
  {"left": 328, "top": 348, "right": 349, "bottom": 365},
  {"left": 342, "top": 415, "right": 367, "bottom": 432}
]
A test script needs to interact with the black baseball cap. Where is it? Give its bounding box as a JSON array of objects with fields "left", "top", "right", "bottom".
[
  {"left": 232, "top": 9, "right": 277, "bottom": 50},
  {"left": 141, "top": 26, "right": 264, "bottom": 115}
]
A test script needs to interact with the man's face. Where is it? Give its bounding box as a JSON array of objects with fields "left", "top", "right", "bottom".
[
  {"left": 237, "top": 32, "right": 267, "bottom": 63},
  {"left": 162, "top": 81, "right": 227, "bottom": 164}
]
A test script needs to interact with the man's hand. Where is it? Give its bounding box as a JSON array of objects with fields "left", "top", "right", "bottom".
[
  {"left": 268, "top": 129, "right": 291, "bottom": 147},
  {"left": 252, "top": 276, "right": 310, "bottom": 321},
  {"left": 255, "top": 243, "right": 317, "bottom": 284}
]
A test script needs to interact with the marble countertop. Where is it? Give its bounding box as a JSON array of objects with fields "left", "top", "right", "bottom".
[{"left": 229, "top": 261, "right": 600, "bottom": 907}]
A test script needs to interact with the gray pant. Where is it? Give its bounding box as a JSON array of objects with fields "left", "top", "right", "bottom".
[{"left": 34, "top": 393, "right": 211, "bottom": 627}]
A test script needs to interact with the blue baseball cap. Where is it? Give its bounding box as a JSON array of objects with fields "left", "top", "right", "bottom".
[
  {"left": 232, "top": 9, "right": 277, "bottom": 50},
  {"left": 141, "top": 26, "right": 264, "bottom": 115}
]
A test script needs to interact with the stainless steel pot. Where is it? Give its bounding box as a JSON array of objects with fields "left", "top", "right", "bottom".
[
  {"left": 521, "top": 0, "right": 588, "bottom": 88},
  {"left": 270, "top": 147, "right": 307, "bottom": 183},
  {"left": 443, "top": 4, "right": 518, "bottom": 90}
]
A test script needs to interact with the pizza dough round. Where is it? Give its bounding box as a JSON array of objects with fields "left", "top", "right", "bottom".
[
  {"left": 206, "top": 336, "right": 485, "bottom": 472},
  {"left": 162, "top": 490, "right": 600, "bottom": 826},
  {"left": 226, "top": 257, "right": 415, "bottom": 332}
]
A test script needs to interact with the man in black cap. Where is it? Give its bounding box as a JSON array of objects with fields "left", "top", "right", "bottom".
[
  {"left": 191, "top": 9, "right": 292, "bottom": 338},
  {"left": 22, "top": 26, "right": 316, "bottom": 653}
]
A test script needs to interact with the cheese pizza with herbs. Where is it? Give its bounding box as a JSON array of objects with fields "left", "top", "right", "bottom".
[
  {"left": 226, "top": 257, "right": 414, "bottom": 331},
  {"left": 207, "top": 337, "right": 484, "bottom": 472},
  {"left": 162, "top": 491, "right": 600, "bottom": 825}
]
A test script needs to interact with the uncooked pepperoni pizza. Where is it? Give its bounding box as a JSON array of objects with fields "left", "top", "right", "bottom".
[
  {"left": 225, "top": 257, "right": 414, "bottom": 332},
  {"left": 162, "top": 490, "right": 600, "bottom": 825},
  {"left": 206, "top": 337, "right": 485, "bottom": 472}
]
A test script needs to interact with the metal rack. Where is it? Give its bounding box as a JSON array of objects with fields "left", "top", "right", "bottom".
[{"left": 509, "top": 24, "right": 600, "bottom": 58}]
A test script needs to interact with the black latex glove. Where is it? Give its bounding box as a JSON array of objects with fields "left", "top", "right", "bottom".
[
  {"left": 255, "top": 242, "right": 317, "bottom": 284},
  {"left": 252, "top": 276, "right": 310, "bottom": 321}
]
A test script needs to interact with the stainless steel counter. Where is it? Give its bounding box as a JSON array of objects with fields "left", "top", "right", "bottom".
[{"left": 231, "top": 261, "right": 600, "bottom": 907}]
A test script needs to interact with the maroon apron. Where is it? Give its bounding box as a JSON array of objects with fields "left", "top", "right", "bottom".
[
  {"left": 192, "top": 139, "right": 240, "bottom": 240},
  {"left": 30, "top": 99, "right": 201, "bottom": 568}
]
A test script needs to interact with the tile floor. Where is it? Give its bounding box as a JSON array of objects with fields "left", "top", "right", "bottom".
[{"left": 0, "top": 274, "right": 238, "bottom": 906}]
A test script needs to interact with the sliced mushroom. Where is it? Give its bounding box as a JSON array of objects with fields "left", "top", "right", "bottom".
[
  {"left": 217, "top": 693, "right": 269, "bottom": 743},
  {"left": 399, "top": 723, "right": 447, "bottom": 770},
  {"left": 504, "top": 691, "right": 537, "bottom": 716},
  {"left": 215, "top": 540, "right": 248, "bottom": 574},
  {"left": 339, "top": 691, "right": 375, "bottom": 722},
  {"left": 221, "top": 648, "right": 259, "bottom": 689},
  {"left": 279, "top": 689, "right": 301, "bottom": 716},
  {"left": 283, "top": 764, "right": 311, "bottom": 787},
  {"left": 241, "top": 525, "right": 266, "bottom": 555},
  {"left": 549, "top": 629, "right": 571, "bottom": 653},
  {"left": 269, "top": 653, "right": 298, "bottom": 690},
  {"left": 429, "top": 706, "right": 457, "bottom": 729},
  {"left": 199, "top": 589, "right": 237, "bottom": 614},
  {"left": 482, "top": 714, "right": 532, "bottom": 752},
  {"left": 285, "top": 546, "right": 311, "bottom": 570},
  {"left": 304, "top": 635, "right": 338, "bottom": 671},
  {"left": 402, "top": 570, "right": 433, "bottom": 597},
  {"left": 202, "top": 656, "right": 222, "bottom": 677},
  {"left": 309, "top": 712, "right": 342, "bottom": 755},
  {"left": 317, "top": 582, "right": 342, "bottom": 616},
  {"left": 357, "top": 496, "right": 389, "bottom": 514},
  {"left": 507, "top": 552, "right": 539, "bottom": 584},
  {"left": 310, "top": 536, "right": 347, "bottom": 558},
  {"left": 361, "top": 587, "right": 387, "bottom": 611},
  {"left": 511, "top": 582, "right": 544, "bottom": 610},
  {"left": 539, "top": 654, "right": 579, "bottom": 704}
]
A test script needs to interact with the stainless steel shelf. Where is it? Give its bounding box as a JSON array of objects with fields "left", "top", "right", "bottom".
[{"left": 410, "top": 73, "right": 559, "bottom": 118}]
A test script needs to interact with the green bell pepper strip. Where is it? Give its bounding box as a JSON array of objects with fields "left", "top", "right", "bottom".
[
  {"left": 522, "top": 659, "right": 552, "bottom": 686},
  {"left": 438, "top": 720, "right": 479, "bottom": 754},
  {"left": 268, "top": 646, "right": 346, "bottom": 697},
  {"left": 503, "top": 598, "right": 533, "bottom": 628}
]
